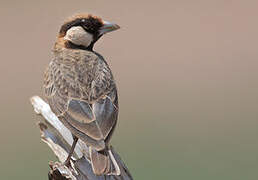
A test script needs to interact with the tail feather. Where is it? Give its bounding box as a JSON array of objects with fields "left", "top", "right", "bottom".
[{"left": 89, "top": 147, "right": 120, "bottom": 176}]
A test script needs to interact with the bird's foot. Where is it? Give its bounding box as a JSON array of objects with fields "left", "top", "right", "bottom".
[{"left": 64, "top": 159, "right": 72, "bottom": 168}]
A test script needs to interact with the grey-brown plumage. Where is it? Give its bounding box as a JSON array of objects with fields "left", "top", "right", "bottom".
[{"left": 43, "top": 14, "right": 120, "bottom": 175}]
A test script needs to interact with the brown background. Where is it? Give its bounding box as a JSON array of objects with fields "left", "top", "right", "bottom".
[{"left": 1, "top": 0, "right": 258, "bottom": 179}]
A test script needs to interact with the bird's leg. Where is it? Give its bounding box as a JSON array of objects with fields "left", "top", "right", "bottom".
[{"left": 64, "top": 135, "right": 78, "bottom": 167}]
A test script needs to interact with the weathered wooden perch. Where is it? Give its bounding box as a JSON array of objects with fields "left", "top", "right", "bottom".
[{"left": 30, "top": 96, "right": 133, "bottom": 180}]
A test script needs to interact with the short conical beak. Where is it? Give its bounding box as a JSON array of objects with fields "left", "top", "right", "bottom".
[{"left": 99, "top": 21, "right": 120, "bottom": 35}]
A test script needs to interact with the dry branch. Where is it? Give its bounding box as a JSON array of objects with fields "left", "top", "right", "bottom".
[{"left": 30, "top": 96, "right": 133, "bottom": 180}]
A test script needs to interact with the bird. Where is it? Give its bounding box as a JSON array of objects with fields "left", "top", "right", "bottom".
[{"left": 43, "top": 14, "right": 120, "bottom": 175}]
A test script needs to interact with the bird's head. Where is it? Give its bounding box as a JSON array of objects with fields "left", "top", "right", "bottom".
[{"left": 57, "top": 14, "right": 120, "bottom": 50}]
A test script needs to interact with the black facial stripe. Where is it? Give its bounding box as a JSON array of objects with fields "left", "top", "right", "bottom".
[
  {"left": 81, "top": 24, "right": 95, "bottom": 34},
  {"left": 60, "top": 19, "right": 84, "bottom": 34},
  {"left": 60, "top": 16, "right": 103, "bottom": 35}
]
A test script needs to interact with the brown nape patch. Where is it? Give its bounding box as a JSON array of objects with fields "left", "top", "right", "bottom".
[
  {"left": 54, "top": 37, "right": 67, "bottom": 50},
  {"left": 59, "top": 14, "right": 104, "bottom": 37}
]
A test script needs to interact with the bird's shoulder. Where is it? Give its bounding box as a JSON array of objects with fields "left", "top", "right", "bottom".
[{"left": 43, "top": 48, "right": 115, "bottom": 102}]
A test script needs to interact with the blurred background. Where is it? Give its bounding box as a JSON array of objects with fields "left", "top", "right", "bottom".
[{"left": 1, "top": 0, "right": 258, "bottom": 179}]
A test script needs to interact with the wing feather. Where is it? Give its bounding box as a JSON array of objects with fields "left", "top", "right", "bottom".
[
  {"left": 65, "top": 91, "right": 118, "bottom": 141},
  {"left": 93, "top": 95, "right": 118, "bottom": 139},
  {"left": 67, "top": 100, "right": 94, "bottom": 123}
]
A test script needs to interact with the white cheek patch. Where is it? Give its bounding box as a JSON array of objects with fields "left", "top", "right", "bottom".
[{"left": 64, "top": 26, "right": 93, "bottom": 47}]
